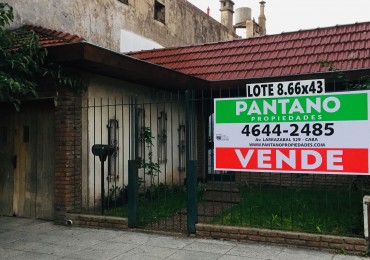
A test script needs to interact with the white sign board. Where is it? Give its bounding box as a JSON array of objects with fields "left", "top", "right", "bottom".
[{"left": 214, "top": 87, "right": 370, "bottom": 175}]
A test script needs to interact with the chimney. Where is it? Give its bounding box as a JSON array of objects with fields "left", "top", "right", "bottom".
[
  {"left": 207, "top": 6, "right": 210, "bottom": 16},
  {"left": 258, "top": 1, "right": 266, "bottom": 35},
  {"left": 220, "top": 0, "right": 235, "bottom": 33}
]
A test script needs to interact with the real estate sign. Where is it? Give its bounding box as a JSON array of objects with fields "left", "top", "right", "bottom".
[{"left": 214, "top": 82, "right": 370, "bottom": 175}]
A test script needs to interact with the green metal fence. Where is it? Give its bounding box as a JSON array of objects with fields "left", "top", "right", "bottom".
[
  {"left": 73, "top": 79, "right": 370, "bottom": 237},
  {"left": 75, "top": 91, "right": 198, "bottom": 232},
  {"left": 193, "top": 82, "right": 370, "bottom": 238}
]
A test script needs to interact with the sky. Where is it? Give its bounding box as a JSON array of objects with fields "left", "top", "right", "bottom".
[{"left": 187, "top": 0, "right": 370, "bottom": 36}]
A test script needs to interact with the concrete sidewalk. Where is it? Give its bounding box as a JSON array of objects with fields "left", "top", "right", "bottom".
[{"left": 0, "top": 216, "right": 367, "bottom": 260}]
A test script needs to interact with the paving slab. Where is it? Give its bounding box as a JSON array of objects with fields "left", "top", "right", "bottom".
[
  {"left": 226, "top": 243, "right": 284, "bottom": 259},
  {"left": 275, "top": 247, "right": 334, "bottom": 260},
  {"left": 111, "top": 254, "right": 163, "bottom": 260},
  {"left": 123, "top": 244, "right": 177, "bottom": 258},
  {"left": 143, "top": 235, "right": 192, "bottom": 249},
  {"left": 0, "top": 247, "right": 25, "bottom": 259},
  {"left": 64, "top": 246, "right": 129, "bottom": 260},
  {"left": 184, "top": 240, "right": 237, "bottom": 254},
  {"left": 6, "top": 252, "right": 60, "bottom": 260},
  {"left": 333, "top": 255, "right": 369, "bottom": 260},
  {"left": 218, "top": 255, "right": 257, "bottom": 260},
  {"left": 107, "top": 231, "right": 152, "bottom": 245},
  {"left": 167, "top": 249, "right": 223, "bottom": 260}
]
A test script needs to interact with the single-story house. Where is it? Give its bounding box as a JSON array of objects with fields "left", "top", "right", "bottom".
[{"left": 1, "top": 21, "right": 370, "bottom": 226}]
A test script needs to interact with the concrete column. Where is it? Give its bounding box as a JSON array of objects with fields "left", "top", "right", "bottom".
[
  {"left": 220, "top": 0, "right": 235, "bottom": 33},
  {"left": 258, "top": 1, "right": 266, "bottom": 35}
]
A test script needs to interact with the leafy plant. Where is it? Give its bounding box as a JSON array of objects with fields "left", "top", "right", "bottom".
[
  {"left": 362, "top": 249, "right": 370, "bottom": 257},
  {"left": 0, "top": 3, "right": 83, "bottom": 110},
  {"left": 271, "top": 214, "right": 281, "bottom": 227},
  {"left": 316, "top": 225, "right": 322, "bottom": 233},
  {"left": 106, "top": 185, "right": 127, "bottom": 208},
  {"left": 139, "top": 126, "right": 161, "bottom": 185},
  {"left": 0, "top": 3, "right": 13, "bottom": 27},
  {"left": 197, "top": 182, "right": 206, "bottom": 199}
]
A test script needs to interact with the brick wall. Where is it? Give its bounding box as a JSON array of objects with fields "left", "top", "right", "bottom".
[
  {"left": 54, "top": 90, "right": 82, "bottom": 224},
  {"left": 235, "top": 172, "right": 370, "bottom": 190},
  {"left": 196, "top": 224, "right": 369, "bottom": 255}
]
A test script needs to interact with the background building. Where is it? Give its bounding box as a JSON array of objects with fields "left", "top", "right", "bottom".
[{"left": 7, "top": 0, "right": 238, "bottom": 52}]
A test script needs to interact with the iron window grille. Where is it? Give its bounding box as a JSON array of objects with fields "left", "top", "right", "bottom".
[
  {"left": 157, "top": 110, "right": 167, "bottom": 163},
  {"left": 178, "top": 123, "right": 185, "bottom": 171},
  {"left": 107, "top": 119, "right": 119, "bottom": 181},
  {"left": 137, "top": 107, "right": 145, "bottom": 166}
]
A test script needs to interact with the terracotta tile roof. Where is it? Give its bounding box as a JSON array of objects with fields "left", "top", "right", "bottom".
[
  {"left": 13, "top": 25, "right": 84, "bottom": 47},
  {"left": 128, "top": 22, "right": 370, "bottom": 81}
]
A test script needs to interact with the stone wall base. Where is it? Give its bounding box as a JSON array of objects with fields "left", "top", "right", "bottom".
[
  {"left": 196, "top": 224, "right": 369, "bottom": 255},
  {"left": 59, "top": 215, "right": 368, "bottom": 255},
  {"left": 65, "top": 213, "right": 128, "bottom": 230}
]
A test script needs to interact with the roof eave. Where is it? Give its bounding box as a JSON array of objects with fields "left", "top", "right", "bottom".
[
  {"left": 209, "top": 69, "right": 370, "bottom": 89},
  {"left": 46, "top": 42, "right": 209, "bottom": 91}
]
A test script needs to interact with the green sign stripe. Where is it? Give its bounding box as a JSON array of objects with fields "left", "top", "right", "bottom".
[{"left": 215, "top": 93, "right": 368, "bottom": 124}]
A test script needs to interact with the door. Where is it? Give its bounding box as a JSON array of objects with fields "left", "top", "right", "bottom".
[
  {"left": 206, "top": 113, "right": 235, "bottom": 182},
  {"left": 0, "top": 106, "right": 15, "bottom": 216},
  {"left": 0, "top": 103, "right": 55, "bottom": 219}
]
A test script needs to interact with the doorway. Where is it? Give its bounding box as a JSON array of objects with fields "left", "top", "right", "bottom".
[{"left": 0, "top": 102, "right": 55, "bottom": 220}]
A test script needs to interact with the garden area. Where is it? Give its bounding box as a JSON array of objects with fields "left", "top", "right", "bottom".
[
  {"left": 209, "top": 185, "right": 364, "bottom": 237},
  {"left": 105, "top": 184, "right": 188, "bottom": 227},
  {"left": 104, "top": 181, "right": 365, "bottom": 237}
]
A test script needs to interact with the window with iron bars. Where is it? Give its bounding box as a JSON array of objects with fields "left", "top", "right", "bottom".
[
  {"left": 137, "top": 107, "right": 145, "bottom": 164},
  {"left": 157, "top": 110, "right": 167, "bottom": 163},
  {"left": 178, "top": 123, "right": 185, "bottom": 171},
  {"left": 107, "top": 119, "right": 119, "bottom": 181}
]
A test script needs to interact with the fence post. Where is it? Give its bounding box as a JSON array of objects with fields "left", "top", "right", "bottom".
[
  {"left": 101, "top": 160, "right": 105, "bottom": 215},
  {"left": 186, "top": 91, "right": 197, "bottom": 233},
  {"left": 128, "top": 160, "right": 138, "bottom": 227},
  {"left": 128, "top": 96, "right": 138, "bottom": 228}
]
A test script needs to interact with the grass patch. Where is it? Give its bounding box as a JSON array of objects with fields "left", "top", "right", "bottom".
[
  {"left": 105, "top": 184, "right": 188, "bottom": 226},
  {"left": 209, "top": 185, "right": 363, "bottom": 236},
  {"left": 138, "top": 188, "right": 187, "bottom": 226}
]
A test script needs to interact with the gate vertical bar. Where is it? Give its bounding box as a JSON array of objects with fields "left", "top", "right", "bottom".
[
  {"left": 186, "top": 91, "right": 197, "bottom": 233},
  {"left": 101, "top": 160, "right": 105, "bottom": 215},
  {"left": 128, "top": 96, "right": 138, "bottom": 228}
]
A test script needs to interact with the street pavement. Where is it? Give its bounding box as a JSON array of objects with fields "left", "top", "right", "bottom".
[{"left": 0, "top": 216, "right": 367, "bottom": 260}]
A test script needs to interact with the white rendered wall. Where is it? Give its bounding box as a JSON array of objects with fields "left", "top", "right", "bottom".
[
  {"left": 81, "top": 73, "right": 186, "bottom": 209},
  {"left": 120, "top": 30, "right": 163, "bottom": 52}
]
